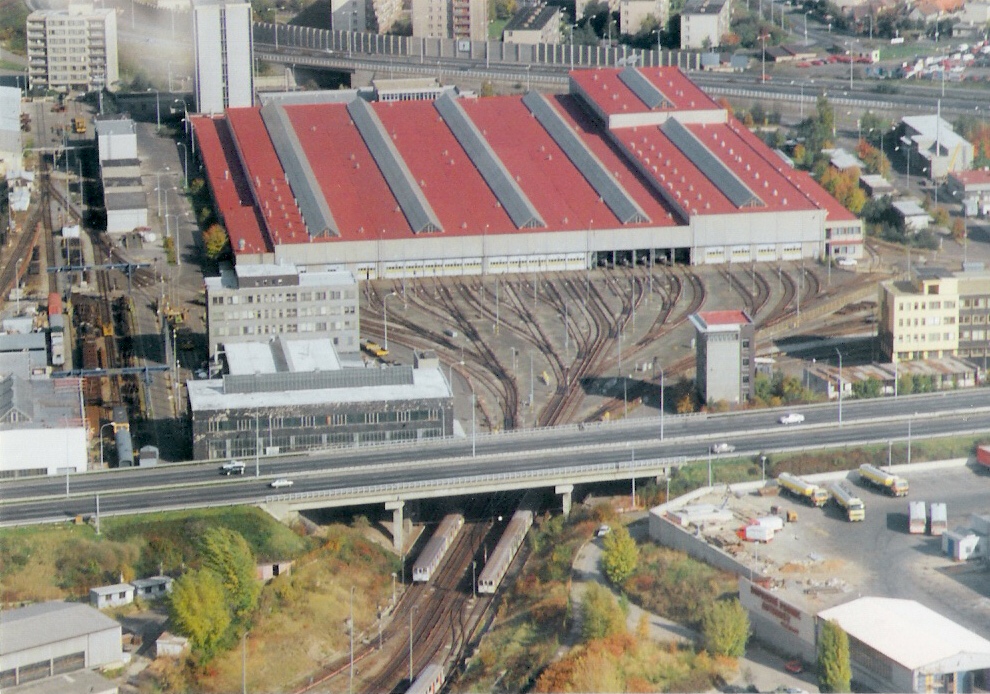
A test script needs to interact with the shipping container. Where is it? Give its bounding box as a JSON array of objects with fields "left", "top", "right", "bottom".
[
  {"left": 909, "top": 501, "right": 927, "bottom": 534},
  {"left": 745, "top": 524, "right": 775, "bottom": 542},
  {"left": 929, "top": 503, "right": 947, "bottom": 536}
]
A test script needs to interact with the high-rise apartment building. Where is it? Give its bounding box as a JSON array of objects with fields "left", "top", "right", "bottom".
[
  {"left": 330, "top": 0, "right": 366, "bottom": 32},
  {"left": 192, "top": 0, "right": 254, "bottom": 114},
  {"left": 26, "top": 2, "right": 119, "bottom": 93},
  {"left": 412, "top": 0, "right": 487, "bottom": 41}
]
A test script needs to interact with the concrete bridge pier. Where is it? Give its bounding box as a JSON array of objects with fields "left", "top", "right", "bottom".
[
  {"left": 556, "top": 484, "right": 574, "bottom": 518},
  {"left": 385, "top": 500, "right": 405, "bottom": 551}
]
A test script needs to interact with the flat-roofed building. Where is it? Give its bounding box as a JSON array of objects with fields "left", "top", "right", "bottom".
[
  {"left": 689, "top": 309, "right": 755, "bottom": 404},
  {"left": 95, "top": 117, "right": 137, "bottom": 162},
  {"left": 412, "top": 0, "right": 487, "bottom": 40},
  {"left": 947, "top": 169, "right": 990, "bottom": 217},
  {"left": 0, "top": 602, "right": 122, "bottom": 688},
  {"left": 680, "top": 0, "right": 730, "bottom": 49},
  {"left": 330, "top": 0, "right": 366, "bottom": 32},
  {"left": 502, "top": 5, "right": 561, "bottom": 45},
  {"left": 205, "top": 262, "right": 359, "bottom": 357},
  {"left": 26, "top": 3, "right": 119, "bottom": 93},
  {"left": 192, "top": 0, "right": 253, "bottom": 113},
  {"left": 892, "top": 199, "right": 931, "bottom": 231},
  {"left": 0, "top": 86, "right": 23, "bottom": 177},
  {"left": 878, "top": 266, "right": 990, "bottom": 364},
  {"left": 818, "top": 597, "right": 990, "bottom": 693},
  {"left": 620, "top": 0, "right": 669, "bottom": 35},
  {"left": 0, "top": 376, "right": 87, "bottom": 477},
  {"left": 187, "top": 337, "right": 454, "bottom": 459}
]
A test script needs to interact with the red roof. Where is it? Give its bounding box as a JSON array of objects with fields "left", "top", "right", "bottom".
[
  {"left": 570, "top": 67, "right": 720, "bottom": 116},
  {"left": 699, "top": 309, "right": 752, "bottom": 326},
  {"left": 949, "top": 169, "right": 990, "bottom": 187}
]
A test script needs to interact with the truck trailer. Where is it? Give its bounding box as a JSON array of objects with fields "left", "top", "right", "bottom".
[
  {"left": 929, "top": 503, "right": 947, "bottom": 536},
  {"left": 827, "top": 482, "right": 865, "bottom": 522},
  {"left": 908, "top": 501, "right": 927, "bottom": 534},
  {"left": 858, "top": 464, "right": 909, "bottom": 497},
  {"left": 777, "top": 473, "right": 829, "bottom": 507}
]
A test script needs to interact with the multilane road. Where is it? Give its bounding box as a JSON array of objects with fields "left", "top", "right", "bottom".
[{"left": 2, "top": 390, "right": 989, "bottom": 525}]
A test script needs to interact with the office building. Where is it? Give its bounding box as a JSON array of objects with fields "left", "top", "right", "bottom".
[
  {"left": 331, "top": 0, "right": 366, "bottom": 32},
  {"left": 0, "top": 87, "right": 22, "bottom": 177},
  {"left": 689, "top": 309, "right": 755, "bottom": 404},
  {"left": 620, "top": 0, "right": 669, "bottom": 35},
  {"left": 187, "top": 339, "right": 453, "bottom": 459},
  {"left": 680, "top": 0, "right": 730, "bottom": 49},
  {"left": 192, "top": 0, "right": 254, "bottom": 114},
  {"left": 502, "top": 5, "right": 561, "bottom": 45},
  {"left": 879, "top": 266, "right": 990, "bottom": 365},
  {"left": 25, "top": 2, "right": 119, "bottom": 93},
  {"left": 205, "top": 261, "right": 359, "bottom": 357}
]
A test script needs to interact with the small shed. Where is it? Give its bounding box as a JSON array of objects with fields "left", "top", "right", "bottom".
[
  {"left": 860, "top": 174, "right": 895, "bottom": 198},
  {"left": 892, "top": 199, "right": 931, "bottom": 231},
  {"left": 257, "top": 560, "right": 293, "bottom": 581},
  {"left": 90, "top": 583, "right": 135, "bottom": 609},
  {"left": 138, "top": 445, "right": 159, "bottom": 467},
  {"left": 155, "top": 631, "right": 189, "bottom": 658},
  {"left": 130, "top": 576, "right": 173, "bottom": 600}
]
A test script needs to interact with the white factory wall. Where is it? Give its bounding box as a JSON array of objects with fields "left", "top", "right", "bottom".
[
  {"left": 106, "top": 208, "right": 149, "bottom": 234},
  {"left": 0, "top": 428, "right": 87, "bottom": 475}
]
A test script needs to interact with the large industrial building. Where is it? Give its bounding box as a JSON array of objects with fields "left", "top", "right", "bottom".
[
  {"left": 0, "top": 602, "right": 122, "bottom": 688},
  {"left": 192, "top": 67, "right": 862, "bottom": 279},
  {"left": 187, "top": 337, "right": 453, "bottom": 459},
  {"left": 192, "top": 0, "right": 254, "bottom": 114},
  {"left": 25, "top": 2, "right": 119, "bottom": 93},
  {"left": 0, "top": 376, "right": 87, "bottom": 478},
  {"left": 204, "top": 261, "right": 360, "bottom": 357}
]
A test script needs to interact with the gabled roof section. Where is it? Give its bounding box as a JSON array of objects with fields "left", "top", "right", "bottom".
[
  {"left": 617, "top": 67, "right": 673, "bottom": 110},
  {"left": 523, "top": 91, "right": 649, "bottom": 225},
  {"left": 434, "top": 92, "right": 545, "bottom": 230},
  {"left": 346, "top": 98, "right": 443, "bottom": 234},
  {"left": 660, "top": 118, "right": 763, "bottom": 209},
  {"left": 260, "top": 102, "right": 339, "bottom": 239}
]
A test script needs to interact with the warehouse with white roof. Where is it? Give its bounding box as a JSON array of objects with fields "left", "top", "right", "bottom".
[{"left": 818, "top": 597, "right": 990, "bottom": 693}]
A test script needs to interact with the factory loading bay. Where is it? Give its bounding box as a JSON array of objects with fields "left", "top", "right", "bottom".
[{"left": 680, "top": 463, "right": 990, "bottom": 643}]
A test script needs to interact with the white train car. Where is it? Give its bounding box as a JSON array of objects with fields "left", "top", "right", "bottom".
[
  {"left": 408, "top": 663, "right": 445, "bottom": 694},
  {"left": 477, "top": 509, "right": 534, "bottom": 594},
  {"left": 413, "top": 513, "right": 464, "bottom": 583}
]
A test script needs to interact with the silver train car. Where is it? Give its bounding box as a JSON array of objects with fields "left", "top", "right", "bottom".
[
  {"left": 413, "top": 513, "right": 464, "bottom": 583},
  {"left": 477, "top": 509, "right": 534, "bottom": 594},
  {"left": 407, "top": 664, "right": 444, "bottom": 694}
]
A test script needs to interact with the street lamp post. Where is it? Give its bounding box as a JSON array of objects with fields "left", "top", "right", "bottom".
[
  {"left": 99, "top": 422, "right": 115, "bottom": 468},
  {"left": 408, "top": 606, "right": 416, "bottom": 682},
  {"left": 835, "top": 348, "right": 843, "bottom": 426},
  {"left": 383, "top": 291, "right": 398, "bottom": 351},
  {"left": 658, "top": 365, "right": 665, "bottom": 440},
  {"left": 761, "top": 454, "right": 767, "bottom": 482},
  {"left": 804, "top": 11, "right": 810, "bottom": 45},
  {"left": 177, "top": 142, "right": 188, "bottom": 189}
]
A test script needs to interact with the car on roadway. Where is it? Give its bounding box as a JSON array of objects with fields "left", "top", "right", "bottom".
[
  {"left": 597, "top": 524, "right": 611, "bottom": 537},
  {"left": 710, "top": 442, "right": 736, "bottom": 454},
  {"left": 269, "top": 478, "right": 294, "bottom": 489},
  {"left": 778, "top": 413, "right": 805, "bottom": 425},
  {"left": 219, "top": 460, "right": 245, "bottom": 475},
  {"left": 837, "top": 257, "right": 858, "bottom": 268}
]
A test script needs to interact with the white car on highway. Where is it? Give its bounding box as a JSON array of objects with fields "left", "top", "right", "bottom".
[
  {"left": 710, "top": 442, "right": 736, "bottom": 454},
  {"left": 269, "top": 478, "right": 294, "bottom": 489},
  {"left": 778, "top": 413, "right": 805, "bottom": 425}
]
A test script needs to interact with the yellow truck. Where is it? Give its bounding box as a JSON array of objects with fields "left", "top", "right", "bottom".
[
  {"left": 827, "top": 481, "right": 865, "bottom": 522},
  {"left": 72, "top": 117, "right": 86, "bottom": 134},
  {"left": 858, "top": 464, "right": 909, "bottom": 497},
  {"left": 777, "top": 473, "right": 829, "bottom": 507}
]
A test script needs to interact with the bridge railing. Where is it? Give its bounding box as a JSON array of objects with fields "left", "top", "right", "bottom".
[
  {"left": 265, "top": 455, "right": 687, "bottom": 503},
  {"left": 254, "top": 22, "right": 705, "bottom": 72}
]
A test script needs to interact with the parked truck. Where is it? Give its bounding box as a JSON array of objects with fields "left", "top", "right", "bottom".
[
  {"left": 777, "top": 473, "right": 829, "bottom": 507},
  {"left": 908, "top": 501, "right": 927, "bottom": 534},
  {"left": 858, "top": 464, "right": 909, "bottom": 497},
  {"left": 827, "top": 481, "right": 865, "bottom": 522},
  {"left": 929, "top": 503, "right": 947, "bottom": 536}
]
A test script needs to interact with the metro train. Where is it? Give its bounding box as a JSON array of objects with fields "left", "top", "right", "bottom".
[{"left": 413, "top": 513, "right": 464, "bottom": 583}]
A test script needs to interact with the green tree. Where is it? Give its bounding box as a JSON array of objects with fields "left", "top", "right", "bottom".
[
  {"left": 198, "top": 527, "right": 260, "bottom": 626},
  {"left": 601, "top": 525, "right": 639, "bottom": 584},
  {"left": 818, "top": 619, "right": 852, "bottom": 693},
  {"left": 202, "top": 223, "right": 229, "bottom": 260},
  {"left": 702, "top": 599, "right": 750, "bottom": 657},
  {"left": 581, "top": 583, "right": 626, "bottom": 641},
  {"left": 897, "top": 373, "right": 915, "bottom": 395},
  {"left": 852, "top": 377, "right": 882, "bottom": 399},
  {"left": 169, "top": 568, "right": 232, "bottom": 660}
]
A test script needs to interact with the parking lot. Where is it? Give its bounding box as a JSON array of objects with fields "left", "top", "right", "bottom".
[{"left": 686, "top": 462, "right": 990, "bottom": 640}]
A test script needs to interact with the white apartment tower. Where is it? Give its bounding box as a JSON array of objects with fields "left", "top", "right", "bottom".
[
  {"left": 192, "top": 0, "right": 254, "bottom": 114},
  {"left": 412, "top": 0, "right": 487, "bottom": 40},
  {"left": 26, "top": 2, "right": 119, "bottom": 93}
]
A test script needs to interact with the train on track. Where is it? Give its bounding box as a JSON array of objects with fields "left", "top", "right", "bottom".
[
  {"left": 478, "top": 509, "right": 533, "bottom": 594},
  {"left": 413, "top": 513, "right": 464, "bottom": 583},
  {"left": 112, "top": 405, "right": 134, "bottom": 468},
  {"left": 407, "top": 663, "right": 445, "bottom": 694}
]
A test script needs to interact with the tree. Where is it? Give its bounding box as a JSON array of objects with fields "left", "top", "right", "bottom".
[
  {"left": 702, "top": 599, "right": 750, "bottom": 657},
  {"left": 852, "top": 377, "right": 882, "bottom": 399},
  {"left": 952, "top": 217, "right": 966, "bottom": 241},
  {"left": 203, "top": 223, "right": 229, "bottom": 260},
  {"left": 817, "top": 619, "right": 852, "bottom": 693},
  {"left": 601, "top": 525, "right": 639, "bottom": 584},
  {"left": 169, "top": 568, "right": 232, "bottom": 660},
  {"left": 198, "top": 527, "right": 260, "bottom": 627},
  {"left": 581, "top": 583, "right": 626, "bottom": 641}
]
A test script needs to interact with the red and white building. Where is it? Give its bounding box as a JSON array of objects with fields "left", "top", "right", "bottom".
[{"left": 192, "top": 67, "right": 862, "bottom": 278}]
